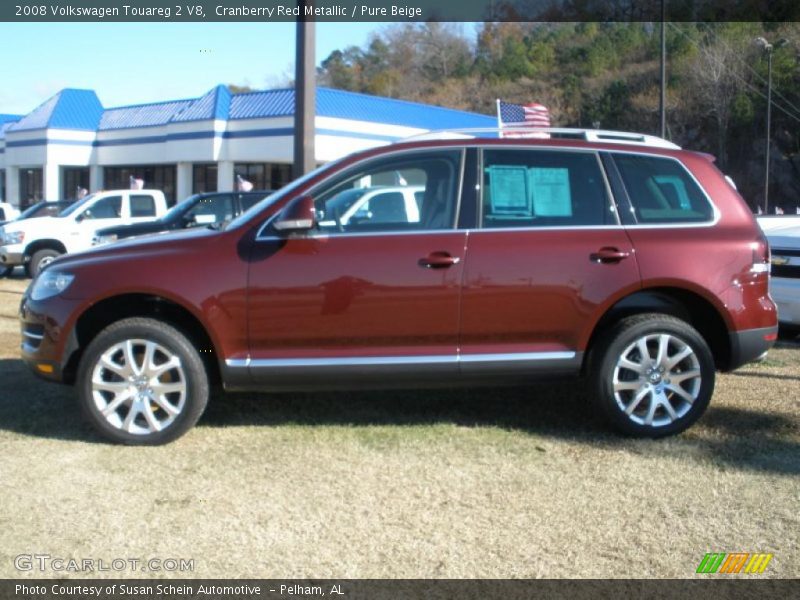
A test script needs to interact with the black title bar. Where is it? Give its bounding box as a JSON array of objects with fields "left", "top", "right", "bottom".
[{"left": 3, "top": 1, "right": 800, "bottom": 23}]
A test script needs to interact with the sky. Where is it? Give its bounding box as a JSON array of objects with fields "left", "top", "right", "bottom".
[{"left": 0, "top": 22, "right": 386, "bottom": 115}]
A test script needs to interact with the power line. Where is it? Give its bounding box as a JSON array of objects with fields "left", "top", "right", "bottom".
[
  {"left": 696, "top": 22, "right": 800, "bottom": 118},
  {"left": 667, "top": 22, "right": 800, "bottom": 124}
]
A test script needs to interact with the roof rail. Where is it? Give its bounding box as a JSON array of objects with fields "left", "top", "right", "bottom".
[{"left": 403, "top": 127, "right": 681, "bottom": 150}]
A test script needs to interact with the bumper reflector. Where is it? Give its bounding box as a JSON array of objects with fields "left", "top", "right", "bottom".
[
  {"left": 763, "top": 332, "right": 778, "bottom": 342},
  {"left": 36, "top": 363, "right": 54, "bottom": 374}
]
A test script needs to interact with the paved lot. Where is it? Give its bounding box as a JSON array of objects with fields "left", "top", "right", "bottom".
[{"left": 0, "top": 273, "right": 797, "bottom": 578}]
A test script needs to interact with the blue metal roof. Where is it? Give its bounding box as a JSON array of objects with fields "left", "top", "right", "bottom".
[
  {"left": 171, "top": 85, "right": 231, "bottom": 123},
  {"left": 6, "top": 85, "right": 494, "bottom": 134},
  {"left": 10, "top": 89, "right": 102, "bottom": 132},
  {"left": 229, "top": 87, "right": 495, "bottom": 129},
  {"left": 0, "top": 114, "right": 21, "bottom": 125},
  {"left": 100, "top": 99, "right": 194, "bottom": 130}
]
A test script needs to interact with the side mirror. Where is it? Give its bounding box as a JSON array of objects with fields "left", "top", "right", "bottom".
[{"left": 273, "top": 195, "right": 316, "bottom": 232}]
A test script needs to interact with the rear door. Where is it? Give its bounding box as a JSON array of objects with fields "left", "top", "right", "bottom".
[{"left": 459, "top": 147, "right": 641, "bottom": 376}]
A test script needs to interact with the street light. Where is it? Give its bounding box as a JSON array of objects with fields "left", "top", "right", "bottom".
[{"left": 754, "top": 36, "right": 788, "bottom": 214}]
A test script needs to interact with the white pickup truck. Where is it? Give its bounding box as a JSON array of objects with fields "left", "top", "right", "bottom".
[{"left": 0, "top": 189, "right": 168, "bottom": 277}]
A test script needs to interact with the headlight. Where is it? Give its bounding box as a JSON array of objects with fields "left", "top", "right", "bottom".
[
  {"left": 29, "top": 271, "right": 75, "bottom": 301},
  {"left": 2, "top": 230, "right": 24, "bottom": 245},
  {"left": 93, "top": 233, "right": 117, "bottom": 245}
]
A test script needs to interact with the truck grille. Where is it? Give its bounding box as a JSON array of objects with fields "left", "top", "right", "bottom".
[{"left": 771, "top": 248, "right": 800, "bottom": 280}]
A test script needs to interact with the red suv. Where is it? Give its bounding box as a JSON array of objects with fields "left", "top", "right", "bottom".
[{"left": 19, "top": 130, "right": 778, "bottom": 444}]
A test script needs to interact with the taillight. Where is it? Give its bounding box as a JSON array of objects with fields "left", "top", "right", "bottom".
[{"left": 751, "top": 234, "right": 770, "bottom": 275}]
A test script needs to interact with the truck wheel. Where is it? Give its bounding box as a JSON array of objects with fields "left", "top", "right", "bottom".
[
  {"left": 27, "top": 248, "right": 62, "bottom": 278},
  {"left": 588, "top": 313, "right": 715, "bottom": 438},
  {"left": 76, "top": 317, "right": 209, "bottom": 445}
]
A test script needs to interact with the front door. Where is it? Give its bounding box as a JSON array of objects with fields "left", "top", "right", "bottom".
[{"left": 245, "top": 149, "right": 466, "bottom": 387}]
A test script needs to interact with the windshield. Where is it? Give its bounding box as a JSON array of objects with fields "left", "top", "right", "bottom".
[
  {"left": 58, "top": 194, "right": 97, "bottom": 218},
  {"left": 162, "top": 194, "right": 204, "bottom": 223},
  {"left": 224, "top": 158, "right": 347, "bottom": 231}
]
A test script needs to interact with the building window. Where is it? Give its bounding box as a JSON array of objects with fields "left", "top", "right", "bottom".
[
  {"left": 0, "top": 169, "right": 5, "bottom": 203},
  {"left": 234, "top": 163, "right": 292, "bottom": 191},
  {"left": 104, "top": 165, "right": 177, "bottom": 205},
  {"left": 19, "top": 168, "right": 44, "bottom": 209},
  {"left": 193, "top": 164, "right": 218, "bottom": 193},
  {"left": 62, "top": 167, "right": 90, "bottom": 200}
]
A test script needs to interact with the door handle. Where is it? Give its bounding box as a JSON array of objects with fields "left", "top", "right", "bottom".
[
  {"left": 419, "top": 251, "right": 460, "bottom": 269},
  {"left": 590, "top": 247, "right": 631, "bottom": 263}
]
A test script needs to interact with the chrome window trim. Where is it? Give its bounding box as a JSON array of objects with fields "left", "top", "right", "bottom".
[
  {"left": 255, "top": 147, "right": 466, "bottom": 242},
  {"left": 226, "top": 350, "right": 576, "bottom": 369}
]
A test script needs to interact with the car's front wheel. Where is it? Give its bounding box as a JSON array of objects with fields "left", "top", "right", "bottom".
[
  {"left": 76, "top": 318, "right": 209, "bottom": 444},
  {"left": 27, "top": 248, "right": 62, "bottom": 278},
  {"left": 589, "top": 313, "right": 715, "bottom": 437}
]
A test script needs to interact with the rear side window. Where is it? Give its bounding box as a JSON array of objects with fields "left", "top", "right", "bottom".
[
  {"left": 481, "top": 149, "right": 614, "bottom": 228},
  {"left": 613, "top": 154, "right": 714, "bottom": 224},
  {"left": 130, "top": 194, "right": 156, "bottom": 217}
]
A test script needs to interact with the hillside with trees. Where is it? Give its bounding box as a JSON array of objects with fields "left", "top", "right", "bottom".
[{"left": 317, "top": 22, "right": 800, "bottom": 213}]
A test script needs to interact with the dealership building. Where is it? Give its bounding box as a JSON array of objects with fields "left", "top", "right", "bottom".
[{"left": 0, "top": 85, "right": 494, "bottom": 207}]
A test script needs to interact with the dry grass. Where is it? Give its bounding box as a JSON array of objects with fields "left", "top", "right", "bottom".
[{"left": 0, "top": 273, "right": 797, "bottom": 579}]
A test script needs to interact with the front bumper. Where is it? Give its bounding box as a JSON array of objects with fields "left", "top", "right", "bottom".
[
  {"left": 0, "top": 244, "right": 26, "bottom": 267},
  {"left": 19, "top": 293, "right": 81, "bottom": 383},
  {"left": 770, "top": 277, "right": 800, "bottom": 327},
  {"left": 728, "top": 325, "right": 779, "bottom": 371}
]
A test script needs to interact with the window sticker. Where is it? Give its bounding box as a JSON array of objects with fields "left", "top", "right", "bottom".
[
  {"left": 653, "top": 175, "right": 691, "bottom": 209},
  {"left": 530, "top": 167, "right": 572, "bottom": 216},
  {"left": 487, "top": 166, "right": 531, "bottom": 216}
]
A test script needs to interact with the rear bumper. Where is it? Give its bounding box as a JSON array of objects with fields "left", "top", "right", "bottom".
[{"left": 728, "top": 326, "right": 778, "bottom": 371}]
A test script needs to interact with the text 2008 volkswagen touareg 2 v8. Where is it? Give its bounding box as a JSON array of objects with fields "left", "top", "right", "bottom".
[{"left": 20, "top": 129, "right": 778, "bottom": 444}]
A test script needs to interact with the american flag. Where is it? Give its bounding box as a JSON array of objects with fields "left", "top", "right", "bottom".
[{"left": 497, "top": 100, "right": 551, "bottom": 138}]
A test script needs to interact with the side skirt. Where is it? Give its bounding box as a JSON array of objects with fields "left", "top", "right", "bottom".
[{"left": 221, "top": 351, "right": 584, "bottom": 392}]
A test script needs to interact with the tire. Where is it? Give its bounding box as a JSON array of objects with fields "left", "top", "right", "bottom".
[
  {"left": 588, "top": 313, "right": 715, "bottom": 438},
  {"left": 76, "top": 317, "right": 209, "bottom": 445},
  {"left": 27, "top": 248, "right": 62, "bottom": 278},
  {"left": 0, "top": 265, "right": 11, "bottom": 278}
]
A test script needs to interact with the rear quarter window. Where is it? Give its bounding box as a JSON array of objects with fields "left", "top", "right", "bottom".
[
  {"left": 130, "top": 194, "right": 156, "bottom": 217},
  {"left": 614, "top": 154, "right": 714, "bottom": 224}
]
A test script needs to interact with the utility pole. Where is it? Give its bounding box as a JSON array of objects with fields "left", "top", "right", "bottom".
[
  {"left": 659, "top": 0, "right": 666, "bottom": 138},
  {"left": 294, "top": 0, "right": 316, "bottom": 179},
  {"left": 755, "top": 37, "right": 787, "bottom": 214}
]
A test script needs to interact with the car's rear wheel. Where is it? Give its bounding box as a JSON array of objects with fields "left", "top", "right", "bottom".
[
  {"left": 76, "top": 317, "right": 209, "bottom": 445},
  {"left": 589, "top": 313, "right": 715, "bottom": 437},
  {"left": 0, "top": 265, "right": 11, "bottom": 278},
  {"left": 27, "top": 248, "right": 62, "bottom": 278}
]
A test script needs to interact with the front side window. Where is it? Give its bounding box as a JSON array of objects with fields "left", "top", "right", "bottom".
[
  {"left": 613, "top": 154, "right": 714, "bottom": 224},
  {"left": 82, "top": 196, "right": 121, "bottom": 220},
  {"left": 481, "top": 149, "right": 614, "bottom": 228},
  {"left": 312, "top": 151, "right": 461, "bottom": 234}
]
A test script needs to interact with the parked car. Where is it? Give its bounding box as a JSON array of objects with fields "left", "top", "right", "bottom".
[
  {"left": 19, "top": 129, "right": 777, "bottom": 444},
  {"left": 757, "top": 214, "right": 800, "bottom": 232},
  {"left": 764, "top": 225, "right": 800, "bottom": 335},
  {"left": 92, "top": 191, "right": 271, "bottom": 246},
  {"left": 0, "top": 202, "right": 20, "bottom": 223},
  {"left": 0, "top": 190, "right": 168, "bottom": 277},
  {"left": 0, "top": 201, "right": 74, "bottom": 277}
]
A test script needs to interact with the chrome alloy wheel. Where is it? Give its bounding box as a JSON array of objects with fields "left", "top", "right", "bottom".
[
  {"left": 91, "top": 339, "right": 186, "bottom": 435},
  {"left": 612, "top": 333, "right": 702, "bottom": 427}
]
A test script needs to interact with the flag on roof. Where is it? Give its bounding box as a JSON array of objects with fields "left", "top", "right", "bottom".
[
  {"left": 496, "top": 100, "right": 551, "bottom": 138},
  {"left": 236, "top": 174, "right": 254, "bottom": 192}
]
